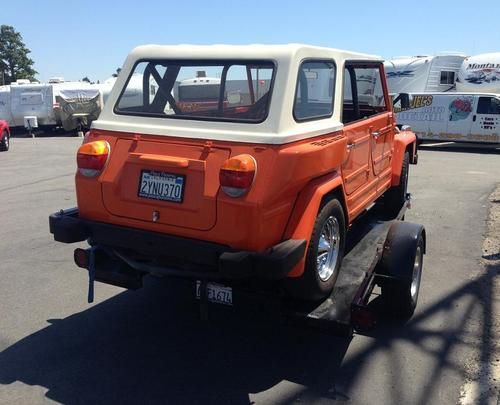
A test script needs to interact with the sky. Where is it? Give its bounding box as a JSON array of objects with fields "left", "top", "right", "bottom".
[{"left": 3, "top": 0, "right": 500, "bottom": 83}]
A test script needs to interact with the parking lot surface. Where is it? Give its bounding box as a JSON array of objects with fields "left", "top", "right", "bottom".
[{"left": 0, "top": 137, "right": 499, "bottom": 404}]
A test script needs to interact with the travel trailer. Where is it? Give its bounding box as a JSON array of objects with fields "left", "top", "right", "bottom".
[
  {"left": 0, "top": 80, "right": 103, "bottom": 131},
  {"left": 393, "top": 92, "right": 500, "bottom": 143},
  {"left": 384, "top": 54, "right": 466, "bottom": 94},
  {"left": 456, "top": 53, "right": 500, "bottom": 93},
  {"left": 9, "top": 82, "right": 55, "bottom": 128}
]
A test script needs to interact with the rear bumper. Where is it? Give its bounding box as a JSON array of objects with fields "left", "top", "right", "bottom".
[{"left": 49, "top": 208, "right": 306, "bottom": 280}]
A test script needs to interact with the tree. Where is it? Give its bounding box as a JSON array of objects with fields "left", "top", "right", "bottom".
[
  {"left": 0, "top": 25, "right": 37, "bottom": 85},
  {"left": 82, "top": 76, "right": 92, "bottom": 83},
  {"left": 111, "top": 67, "right": 122, "bottom": 78}
]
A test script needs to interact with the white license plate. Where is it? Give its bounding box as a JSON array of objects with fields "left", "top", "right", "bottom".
[
  {"left": 196, "top": 281, "right": 233, "bottom": 306},
  {"left": 138, "top": 170, "right": 185, "bottom": 203}
]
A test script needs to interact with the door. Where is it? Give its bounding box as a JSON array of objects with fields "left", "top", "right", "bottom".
[
  {"left": 360, "top": 66, "right": 393, "bottom": 180},
  {"left": 341, "top": 63, "right": 392, "bottom": 218},
  {"left": 341, "top": 66, "right": 372, "bottom": 197},
  {"left": 469, "top": 96, "right": 500, "bottom": 143}
]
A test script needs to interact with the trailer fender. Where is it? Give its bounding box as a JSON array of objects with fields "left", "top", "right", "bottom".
[
  {"left": 391, "top": 130, "right": 417, "bottom": 186},
  {"left": 283, "top": 171, "right": 346, "bottom": 277}
]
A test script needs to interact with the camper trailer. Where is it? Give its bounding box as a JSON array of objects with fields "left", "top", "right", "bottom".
[
  {"left": 0, "top": 80, "right": 103, "bottom": 132},
  {"left": 456, "top": 53, "right": 500, "bottom": 93},
  {"left": 0, "top": 86, "right": 12, "bottom": 124},
  {"left": 52, "top": 81, "right": 103, "bottom": 131},
  {"left": 384, "top": 54, "right": 466, "bottom": 94},
  {"left": 9, "top": 83, "right": 56, "bottom": 128},
  {"left": 393, "top": 92, "right": 500, "bottom": 144}
]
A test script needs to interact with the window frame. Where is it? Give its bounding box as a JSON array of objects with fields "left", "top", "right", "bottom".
[
  {"left": 113, "top": 58, "right": 277, "bottom": 124},
  {"left": 440, "top": 70, "right": 455, "bottom": 85},
  {"left": 341, "top": 61, "right": 389, "bottom": 125},
  {"left": 292, "top": 58, "right": 337, "bottom": 123},
  {"left": 477, "top": 96, "right": 500, "bottom": 115}
]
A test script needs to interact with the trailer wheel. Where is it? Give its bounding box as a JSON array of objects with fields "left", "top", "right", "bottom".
[
  {"left": 286, "top": 198, "right": 346, "bottom": 301},
  {"left": 383, "top": 151, "right": 409, "bottom": 218},
  {"left": 0, "top": 131, "right": 9, "bottom": 152},
  {"left": 378, "top": 221, "right": 425, "bottom": 319}
]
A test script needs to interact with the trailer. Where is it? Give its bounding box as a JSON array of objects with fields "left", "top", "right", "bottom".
[
  {"left": 384, "top": 54, "right": 466, "bottom": 94},
  {"left": 0, "top": 80, "right": 103, "bottom": 133},
  {"left": 172, "top": 199, "right": 424, "bottom": 335},
  {"left": 456, "top": 53, "right": 500, "bottom": 93}
]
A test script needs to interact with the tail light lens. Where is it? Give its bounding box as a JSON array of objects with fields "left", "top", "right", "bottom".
[
  {"left": 77, "top": 140, "right": 110, "bottom": 177},
  {"left": 219, "top": 154, "right": 257, "bottom": 197}
]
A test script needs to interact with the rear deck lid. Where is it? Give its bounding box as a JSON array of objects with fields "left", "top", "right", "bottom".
[{"left": 101, "top": 137, "right": 230, "bottom": 231}]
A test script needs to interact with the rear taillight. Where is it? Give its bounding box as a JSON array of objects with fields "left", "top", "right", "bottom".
[
  {"left": 219, "top": 154, "right": 257, "bottom": 197},
  {"left": 77, "top": 140, "right": 110, "bottom": 177}
]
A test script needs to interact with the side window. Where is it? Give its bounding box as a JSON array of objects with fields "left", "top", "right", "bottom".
[
  {"left": 342, "top": 64, "right": 388, "bottom": 124},
  {"left": 224, "top": 64, "right": 273, "bottom": 109},
  {"left": 440, "top": 71, "right": 455, "bottom": 85},
  {"left": 477, "top": 97, "right": 500, "bottom": 115},
  {"left": 293, "top": 60, "right": 335, "bottom": 121}
]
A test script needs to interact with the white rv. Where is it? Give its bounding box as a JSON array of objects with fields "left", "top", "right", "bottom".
[
  {"left": 0, "top": 80, "right": 103, "bottom": 131},
  {"left": 384, "top": 53, "right": 466, "bottom": 94},
  {"left": 393, "top": 92, "right": 500, "bottom": 143},
  {"left": 9, "top": 82, "right": 56, "bottom": 128},
  {"left": 456, "top": 53, "right": 500, "bottom": 93}
]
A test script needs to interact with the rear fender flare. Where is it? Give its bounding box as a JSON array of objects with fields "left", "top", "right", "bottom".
[
  {"left": 391, "top": 130, "right": 417, "bottom": 186},
  {"left": 283, "top": 172, "right": 347, "bottom": 277}
]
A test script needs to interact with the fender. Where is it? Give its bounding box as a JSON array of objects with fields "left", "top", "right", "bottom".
[
  {"left": 391, "top": 129, "right": 417, "bottom": 187},
  {"left": 283, "top": 171, "right": 346, "bottom": 277}
]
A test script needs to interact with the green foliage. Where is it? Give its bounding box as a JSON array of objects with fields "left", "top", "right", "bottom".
[{"left": 0, "top": 25, "right": 37, "bottom": 85}]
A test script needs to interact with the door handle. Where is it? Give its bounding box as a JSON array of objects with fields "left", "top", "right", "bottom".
[
  {"left": 372, "top": 131, "right": 381, "bottom": 139},
  {"left": 347, "top": 143, "right": 355, "bottom": 150},
  {"left": 473, "top": 115, "right": 477, "bottom": 122}
]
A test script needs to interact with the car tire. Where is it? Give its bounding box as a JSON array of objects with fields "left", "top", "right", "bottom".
[
  {"left": 0, "top": 131, "right": 9, "bottom": 152},
  {"left": 378, "top": 222, "right": 425, "bottom": 319},
  {"left": 383, "top": 151, "right": 409, "bottom": 218},
  {"left": 285, "top": 197, "right": 346, "bottom": 301}
]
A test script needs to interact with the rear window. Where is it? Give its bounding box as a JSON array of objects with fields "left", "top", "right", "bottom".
[{"left": 115, "top": 60, "right": 275, "bottom": 123}]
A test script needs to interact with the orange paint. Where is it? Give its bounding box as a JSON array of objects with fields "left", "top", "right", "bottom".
[{"left": 76, "top": 121, "right": 415, "bottom": 278}]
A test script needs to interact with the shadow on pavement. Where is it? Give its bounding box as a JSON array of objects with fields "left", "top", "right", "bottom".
[
  {"left": 0, "top": 277, "right": 351, "bottom": 404},
  {"left": 1, "top": 258, "right": 498, "bottom": 404}
]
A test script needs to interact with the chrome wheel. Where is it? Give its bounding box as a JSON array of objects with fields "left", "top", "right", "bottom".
[
  {"left": 410, "top": 246, "right": 423, "bottom": 302},
  {"left": 316, "top": 216, "right": 341, "bottom": 282}
]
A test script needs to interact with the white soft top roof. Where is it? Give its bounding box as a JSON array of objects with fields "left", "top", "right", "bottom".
[
  {"left": 128, "top": 43, "right": 380, "bottom": 62},
  {"left": 94, "top": 44, "right": 382, "bottom": 145}
]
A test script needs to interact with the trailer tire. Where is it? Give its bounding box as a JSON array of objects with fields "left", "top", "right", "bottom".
[
  {"left": 0, "top": 131, "right": 9, "bottom": 151},
  {"left": 383, "top": 151, "right": 409, "bottom": 218},
  {"left": 285, "top": 198, "right": 346, "bottom": 301},
  {"left": 378, "top": 221, "right": 425, "bottom": 319}
]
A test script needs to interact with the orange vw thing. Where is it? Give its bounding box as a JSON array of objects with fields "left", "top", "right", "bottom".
[{"left": 50, "top": 44, "right": 418, "bottom": 302}]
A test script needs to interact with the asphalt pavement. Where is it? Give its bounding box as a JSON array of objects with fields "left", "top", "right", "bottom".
[{"left": 0, "top": 137, "right": 499, "bottom": 404}]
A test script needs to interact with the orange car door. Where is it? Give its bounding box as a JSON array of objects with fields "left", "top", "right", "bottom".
[{"left": 341, "top": 64, "right": 378, "bottom": 219}]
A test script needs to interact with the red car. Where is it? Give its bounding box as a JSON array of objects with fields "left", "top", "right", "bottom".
[{"left": 0, "top": 120, "right": 10, "bottom": 152}]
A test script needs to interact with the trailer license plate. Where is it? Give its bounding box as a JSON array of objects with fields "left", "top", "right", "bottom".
[
  {"left": 138, "top": 170, "right": 184, "bottom": 203},
  {"left": 196, "top": 281, "right": 233, "bottom": 306}
]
